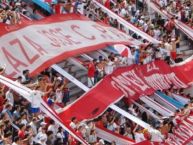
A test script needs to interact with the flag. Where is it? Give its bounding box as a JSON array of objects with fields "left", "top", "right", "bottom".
[{"left": 113, "top": 44, "right": 132, "bottom": 58}]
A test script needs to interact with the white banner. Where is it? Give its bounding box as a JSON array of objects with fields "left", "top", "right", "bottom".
[
  {"left": 140, "top": 96, "right": 174, "bottom": 117},
  {"left": 0, "top": 14, "right": 141, "bottom": 78}
]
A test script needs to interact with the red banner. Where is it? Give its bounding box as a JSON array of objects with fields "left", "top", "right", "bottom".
[
  {"left": 58, "top": 60, "right": 193, "bottom": 123},
  {"left": 165, "top": 114, "right": 193, "bottom": 145},
  {"left": 0, "top": 14, "right": 141, "bottom": 78},
  {"left": 171, "top": 56, "right": 193, "bottom": 85}
]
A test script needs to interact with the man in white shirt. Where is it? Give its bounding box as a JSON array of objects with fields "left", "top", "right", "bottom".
[
  {"left": 31, "top": 90, "right": 44, "bottom": 114},
  {"left": 6, "top": 89, "right": 14, "bottom": 106},
  {"left": 149, "top": 128, "right": 164, "bottom": 142},
  {"left": 35, "top": 127, "right": 47, "bottom": 145},
  {"left": 120, "top": 8, "right": 128, "bottom": 17},
  {"left": 134, "top": 132, "right": 146, "bottom": 143},
  {"left": 48, "top": 120, "right": 58, "bottom": 136},
  {"left": 69, "top": 117, "right": 78, "bottom": 130},
  {"left": 29, "top": 117, "right": 38, "bottom": 135}
]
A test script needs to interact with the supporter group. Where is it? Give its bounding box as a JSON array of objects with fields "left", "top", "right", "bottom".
[{"left": 0, "top": 0, "right": 193, "bottom": 145}]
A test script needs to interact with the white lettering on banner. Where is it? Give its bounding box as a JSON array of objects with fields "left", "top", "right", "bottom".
[
  {"left": 144, "top": 74, "right": 170, "bottom": 90},
  {"left": 122, "top": 71, "right": 150, "bottom": 91},
  {"left": 0, "top": 17, "right": 138, "bottom": 78},
  {"left": 1, "top": 36, "right": 47, "bottom": 77},
  {"left": 147, "top": 62, "right": 159, "bottom": 72},
  {"left": 144, "top": 73, "right": 187, "bottom": 90},
  {"left": 145, "top": 76, "right": 162, "bottom": 90},
  {"left": 111, "top": 69, "right": 151, "bottom": 97},
  {"left": 166, "top": 73, "right": 187, "bottom": 88},
  {"left": 38, "top": 28, "right": 82, "bottom": 47},
  {"left": 111, "top": 76, "right": 135, "bottom": 97}
]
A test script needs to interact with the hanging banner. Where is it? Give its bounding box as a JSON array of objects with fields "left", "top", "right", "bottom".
[
  {"left": 0, "top": 14, "right": 141, "bottom": 78},
  {"left": 58, "top": 60, "right": 193, "bottom": 123}
]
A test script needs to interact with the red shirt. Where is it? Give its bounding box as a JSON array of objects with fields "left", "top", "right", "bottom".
[
  {"left": 54, "top": 4, "right": 61, "bottom": 14},
  {"left": 87, "top": 62, "right": 95, "bottom": 78},
  {"left": 18, "top": 130, "right": 25, "bottom": 139},
  {"left": 0, "top": 96, "right": 4, "bottom": 112},
  {"left": 165, "top": 20, "right": 175, "bottom": 32}
]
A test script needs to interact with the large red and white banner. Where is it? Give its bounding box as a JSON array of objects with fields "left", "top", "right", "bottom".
[
  {"left": 0, "top": 14, "right": 141, "bottom": 78},
  {"left": 57, "top": 59, "right": 193, "bottom": 144},
  {"left": 58, "top": 60, "right": 193, "bottom": 122}
]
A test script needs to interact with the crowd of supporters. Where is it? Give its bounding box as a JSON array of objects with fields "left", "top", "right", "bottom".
[
  {"left": 0, "top": 0, "right": 193, "bottom": 145},
  {"left": 0, "top": 0, "right": 30, "bottom": 24},
  {"left": 156, "top": 0, "right": 193, "bottom": 27}
]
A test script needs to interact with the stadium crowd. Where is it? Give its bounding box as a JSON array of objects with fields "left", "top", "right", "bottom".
[
  {"left": 0, "top": 0, "right": 30, "bottom": 24},
  {"left": 0, "top": 0, "right": 193, "bottom": 145}
]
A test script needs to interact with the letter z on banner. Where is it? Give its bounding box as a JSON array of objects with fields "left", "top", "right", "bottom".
[{"left": 0, "top": 14, "right": 142, "bottom": 78}]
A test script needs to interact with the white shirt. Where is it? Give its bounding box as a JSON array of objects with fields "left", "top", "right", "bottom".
[
  {"left": 31, "top": 90, "right": 43, "bottom": 108},
  {"left": 69, "top": 122, "right": 77, "bottom": 130},
  {"left": 29, "top": 122, "right": 37, "bottom": 134},
  {"left": 105, "top": 61, "right": 115, "bottom": 75},
  {"left": 143, "top": 55, "right": 152, "bottom": 64},
  {"left": 6, "top": 90, "right": 14, "bottom": 106},
  {"left": 48, "top": 124, "right": 57, "bottom": 136},
  {"left": 21, "top": 119, "right": 28, "bottom": 126},
  {"left": 135, "top": 132, "right": 146, "bottom": 143},
  {"left": 107, "top": 122, "right": 117, "bottom": 131},
  {"left": 57, "top": 132, "right": 64, "bottom": 139},
  {"left": 149, "top": 129, "right": 164, "bottom": 142},
  {"left": 153, "top": 29, "right": 161, "bottom": 40},
  {"left": 164, "top": 42, "right": 172, "bottom": 56},
  {"left": 55, "top": 90, "right": 63, "bottom": 103},
  {"left": 120, "top": 8, "right": 127, "bottom": 17},
  {"left": 35, "top": 131, "right": 47, "bottom": 143}
]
